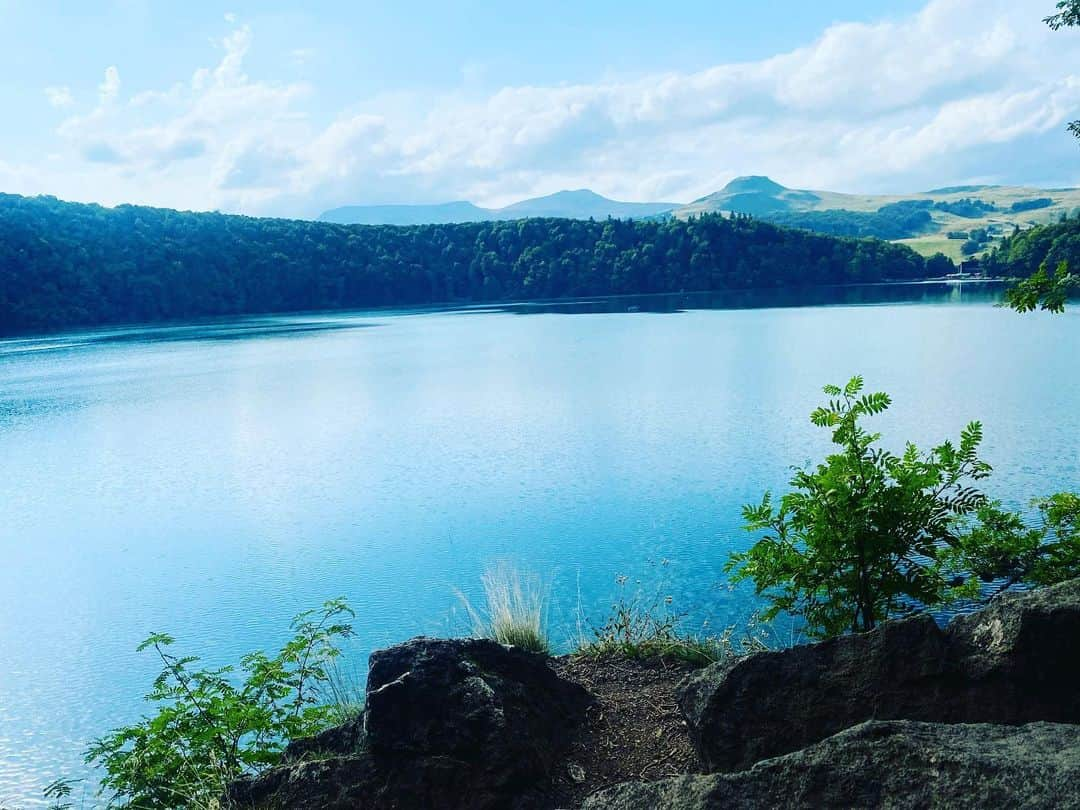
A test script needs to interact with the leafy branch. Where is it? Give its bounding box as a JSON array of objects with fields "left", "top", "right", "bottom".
[
  {"left": 726, "top": 377, "right": 1073, "bottom": 639},
  {"left": 86, "top": 599, "right": 354, "bottom": 809}
]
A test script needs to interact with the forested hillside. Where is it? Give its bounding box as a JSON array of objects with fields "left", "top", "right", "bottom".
[
  {"left": 983, "top": 217, "right": 1080, "bottom": 277},
  {"left": 764, "top": 201, "right": 935, "bottom": 240},
  {"left": 0, "top": 193, "right": 941, "bottom": 336}
]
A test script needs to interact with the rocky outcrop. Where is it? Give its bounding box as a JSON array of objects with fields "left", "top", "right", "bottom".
[
  {"left": 228, "top": 755, "right": 382, "bottom": 810},
  {"left": 229, "top": 580, "right": 1080, "bottom": 808},
  {"left": 582, "top": 720, "right": 1080, "bottom": 810},
  {"left": 946, "top": 578, "right": 1080, "bottom": 719},
  {"left": 679, "top": 578, "right": 1080, "bottom": 771},
  {"left": 678, "top": 615, "right": 952, "bottom": 772},
  {"left": 362, "top": 636, "right": 591, "bottom": 772},
  {"left": 229, "top": 637, "right": 592, "bottom": 809}
]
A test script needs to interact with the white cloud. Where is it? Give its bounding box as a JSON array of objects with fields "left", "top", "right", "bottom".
[
  {"left": 23, "top": 0, "right": 1080, "bottom": 217},
  {"left": 98, "top": 66, "right": 121, "bottom": 105},
  {"left": 44, "top": 86, "right": 74, "bottom": 108}
]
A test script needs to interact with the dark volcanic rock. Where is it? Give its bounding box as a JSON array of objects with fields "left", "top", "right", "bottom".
[
  {"left": 679, "top": 578, "right": 1080, "bottom": 772},
  {"left": 678, "top": 615, "right": 955, "bottom": 772},
  {"left": 229, "top": 637, "right": 591, "bottom": 809},
  {"left": 945, "top": 578, "right": 1080, "bottom": 722},
  {"left": 587, "top": 721, "right": 1080, "bottom": 810},
  {"left": 363, "top": 636, "right": 591, "bottom": 770},
  {"left": 229, "top": 751, "right": 508, "bottom": 810},
  {"left": 582, "top": 720, "right": 1080, "bottom": 810},
  {"left": 228, "top": 756, "right": 381, "bottom": 810},
  {"left": 280, "top": 714, "right": 364, "bottom": 764}
]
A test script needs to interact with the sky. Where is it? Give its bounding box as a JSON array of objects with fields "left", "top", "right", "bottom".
[{"left": 1, "top": 0, "right": 1078, "bottom": 218}]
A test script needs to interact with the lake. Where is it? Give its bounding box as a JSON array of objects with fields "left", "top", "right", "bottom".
[{"left": 1, "top": 283, "right": 1078, "bottom": 804}]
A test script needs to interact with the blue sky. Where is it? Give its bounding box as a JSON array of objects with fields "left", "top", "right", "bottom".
[{"left": 1, "top": 0, "right": 1077, "bottom": 217}]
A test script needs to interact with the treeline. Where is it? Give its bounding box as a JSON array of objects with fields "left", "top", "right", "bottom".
[
  {"left": 983, "top": 217, "right": 1080, "bottom": 277},
  {"left": 933, "top": 198, "right": 996, "bottom": 218},
  {"left": 762, "top": 198, "right": 1012, "bottom": 240},
  {"left": 1010, "top": 198, "right": 1054, "bottom": 214},
  {"left": 0, "top": 193, "right": 943, "bottom": 335},
  {"left": 764, "top": 200, "right": 934, "bottom": 240}
]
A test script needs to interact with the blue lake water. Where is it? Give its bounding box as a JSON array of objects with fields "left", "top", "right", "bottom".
[{"left": 1, "top": 283, "right": 1078, "bottom": 804}]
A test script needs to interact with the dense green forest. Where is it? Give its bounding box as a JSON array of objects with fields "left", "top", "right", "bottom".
[
  {"left": 764, "top": 200, "right": 934, "bottom": 239},
  {"left": 932, "top": 198, "right": 997, "bottom": 218},
  {"left": 0, "top": 193, "right": 942, "bottom": 335},
  {"left": 984, "top": 216, "right": 1080, "bottom": 277}
]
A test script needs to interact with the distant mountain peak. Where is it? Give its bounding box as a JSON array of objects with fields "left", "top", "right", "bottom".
[
  {"left": 721, "top": 176, "right": 789, "bottom": 194},
  {"left": 321, "top": 188, "right": 678, "bottom": 225},
  {"left": 501, "top": 188, "right": 615, "bottom": 209},
  {"left": 553, "top": 189, "right": 607, "bottom": 199},
  {"left": 320, "top": 200, "right": 488, "bottom": 226}
]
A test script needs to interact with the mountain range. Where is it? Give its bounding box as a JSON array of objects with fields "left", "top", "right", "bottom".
[
  {"left": 320, "top": 189, "right": 678, "bottom": 225},
  {"left": 322, "top": 176, "right": 1080, "bottom": 260}
]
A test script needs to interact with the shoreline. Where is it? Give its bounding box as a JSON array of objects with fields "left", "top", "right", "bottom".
[{"left": 0, "top": 278, "right": 1007, "bottom": 344}]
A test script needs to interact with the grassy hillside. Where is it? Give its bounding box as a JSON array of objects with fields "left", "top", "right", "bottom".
[{"left": 678, "top": 177, "right": 1080, "bottom": 260}]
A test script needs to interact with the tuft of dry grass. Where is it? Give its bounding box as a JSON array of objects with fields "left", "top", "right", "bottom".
[{"left": 317, "top": 660, "right": 366, "bottom": 726}]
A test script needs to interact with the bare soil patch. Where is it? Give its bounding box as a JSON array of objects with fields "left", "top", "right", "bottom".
[{"left": 538, "top": 655, "right": 703, "bottom": 808}]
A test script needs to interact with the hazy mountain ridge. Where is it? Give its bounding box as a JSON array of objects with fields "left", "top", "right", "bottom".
[
  {"left": 320, "top": 201, "right": 490, "bottom": 226},
  {"left": 321, "top": 189, "right": 678, "bottom": 225},
  {"left": 322, "top": 175, "right": 1078, "bottom": 260}
]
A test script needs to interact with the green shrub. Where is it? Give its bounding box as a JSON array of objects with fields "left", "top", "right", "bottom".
[
  {"left": 1030, "top": 492, "right": 1080, "bottom": 583},
  {"left": 575, "top": 575, "right": 769, "bottom": 666},
  {"left": 947, "top": 493, "right": 1080, "bottom": 593},
  {"left": 727, "top": 376, "right": 998, "bottom": 638},
  {"left": 727, "top": 376, "right": 1080, "bottom": 639},
  {"left": 85, "top": 599, "right": 354, "bottom": 808}
]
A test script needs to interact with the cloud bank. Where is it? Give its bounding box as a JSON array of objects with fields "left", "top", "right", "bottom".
[{"left": 12, "top": 0, "right": 1080, "bottom": 217}]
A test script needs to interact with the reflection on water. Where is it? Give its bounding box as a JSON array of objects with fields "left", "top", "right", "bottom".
[
  {"left": 0, "top": 318, "right": 372, "bottom": 358},
  {"left": 2, "top": 280, "right": 1078, "bottom": 805},
  {"left": 487, "top": 281, "right": 1003, "bottom": 315}
]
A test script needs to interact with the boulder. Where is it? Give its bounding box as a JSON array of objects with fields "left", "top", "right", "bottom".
[
  {"left": 678, "top": 614, "right": 955, "bottom": 772},
  {"left": 945, "top": 578, "right": 1080, "bottom": 722},
  {"left": 363, "top": 636, "right": 591, "bottom": 768},
  {"left": 679, "top": 578, "right": 1080, "bottom": 772},
  {"left": 582, "top": 720, "right": 1080, "bottom": 810},
  {"left": 229, "top": 637, "right": 591, "bottom": 809}
]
